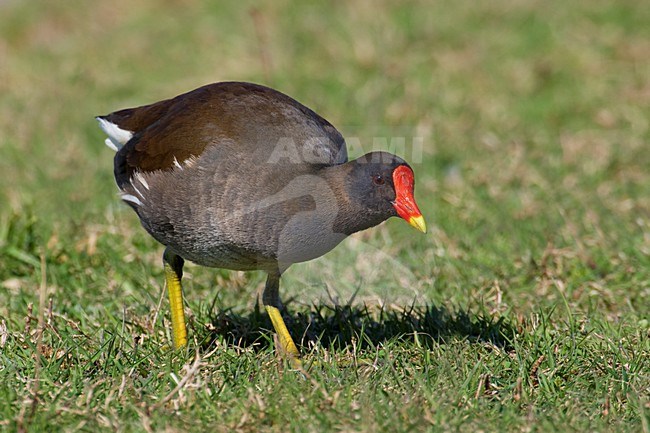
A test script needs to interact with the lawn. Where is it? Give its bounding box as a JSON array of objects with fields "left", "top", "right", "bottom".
[{"left": 0, "top": 0, "right": 648, "bottom": 431}]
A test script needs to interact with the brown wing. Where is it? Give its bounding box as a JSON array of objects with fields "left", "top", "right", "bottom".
[{"left": 99, "top": 82, "right": 347, "bottom": 188}]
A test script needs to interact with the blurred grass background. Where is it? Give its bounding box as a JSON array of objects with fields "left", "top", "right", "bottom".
[{"left": 0, "top": 0, "right": 649, "bottom": 431}]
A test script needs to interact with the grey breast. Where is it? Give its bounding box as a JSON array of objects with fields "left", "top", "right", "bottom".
[{"left": 128, "top": 147, "right": 347, "bottom": 271}]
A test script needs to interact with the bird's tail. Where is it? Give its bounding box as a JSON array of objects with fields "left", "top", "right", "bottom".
[{"left": 95, "top": 116, "right": 133, "bottom": 152}]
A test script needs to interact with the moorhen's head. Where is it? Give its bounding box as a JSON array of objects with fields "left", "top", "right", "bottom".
[{"left": 342, "top": 151, "right": 426, "bottom": 234}]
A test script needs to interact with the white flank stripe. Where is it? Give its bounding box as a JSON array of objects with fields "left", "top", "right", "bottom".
[
  {"left": 184, "top": 156, "right": 197, "bottom": 167},
  {"left": 134, "top": 172, "right": 150, "bottom": 190},
  {"left": 121, "top": 194, "right": 143, "bottom": 206},
  {"left": 131, "top": 184, "right": 145, "bottom": 200}
]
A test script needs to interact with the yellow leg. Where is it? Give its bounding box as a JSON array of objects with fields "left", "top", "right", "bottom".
[
  {"left": 265, "top": 305, "right": 300, "bottom": 359},
  {"left": 263, "top": 271, "right": 301, "bottom": 367},
  {"left": 163, "top": 249, "right": 187, "bottom": 349}
]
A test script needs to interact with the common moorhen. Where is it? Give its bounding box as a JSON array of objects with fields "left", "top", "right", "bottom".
[{"left": 97, "top": 82, "right": 426, "bottom": 361}]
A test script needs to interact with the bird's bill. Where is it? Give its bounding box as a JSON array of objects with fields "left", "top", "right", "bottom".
[
  {"left": 407, "top": 214, "right": 427, "bottom": 233},
  {"left": 392, "top": 165, "right": 427, "bottom": 234}
]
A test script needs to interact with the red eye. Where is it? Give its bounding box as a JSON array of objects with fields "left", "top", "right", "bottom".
[{"left": 373, "top": 174, "right": 385, "bottom": 185}]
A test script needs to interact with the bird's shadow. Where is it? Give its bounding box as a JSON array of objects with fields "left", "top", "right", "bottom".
[{"left": 201, "top": 300, "right": 516, "bottom": 353}]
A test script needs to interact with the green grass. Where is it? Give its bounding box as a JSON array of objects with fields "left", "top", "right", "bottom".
[{"left": 1, "top": 0, "right": 649, "bottom": 431}]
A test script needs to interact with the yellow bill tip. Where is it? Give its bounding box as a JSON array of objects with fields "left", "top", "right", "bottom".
[{"left": 408, "top": 214, "right": 427, "bottom": 234}]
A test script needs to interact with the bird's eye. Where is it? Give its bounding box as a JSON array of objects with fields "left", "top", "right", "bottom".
[{"left": 372, "top": 174, "right": 385, "bottom": 186}]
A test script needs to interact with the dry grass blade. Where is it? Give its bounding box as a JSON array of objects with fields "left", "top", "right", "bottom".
[{"left": 151, "top": 351, "right": 204, "bottom": 410}]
